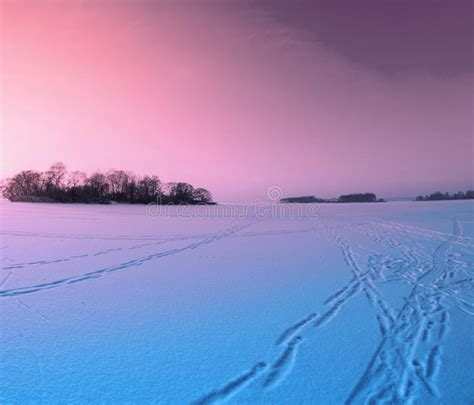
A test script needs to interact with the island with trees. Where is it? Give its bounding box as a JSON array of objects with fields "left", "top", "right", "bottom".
[
  {"left": 415, "top": 190, "right": 474, "bottom": 201},
  {"left": 1, "top": 162, "right": 214, "bottom": 205},
  {"left": 280, "top": 193, "right": 385, "bottom": 204}
]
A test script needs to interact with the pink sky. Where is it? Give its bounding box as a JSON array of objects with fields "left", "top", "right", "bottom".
[{"left": 1, "top": 1, "right": 473, "bottom": 201}]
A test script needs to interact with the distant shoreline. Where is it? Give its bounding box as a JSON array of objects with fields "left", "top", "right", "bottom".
[
  {"left": 280, "top": 193, "right": 385, "bottom": 204},
  {"left": 6, "top": 195, "right": 217, "bottom": 205},
  {"left": 415, "top": 190, "right": 473, "bottom": 202},
  {"left": 281, "top": 190, "right": 474, "bottom": 204}
]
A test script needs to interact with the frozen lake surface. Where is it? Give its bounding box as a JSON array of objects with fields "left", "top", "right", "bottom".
[{"left": 1, "top": 200, "right": 473, "bottom": 403}]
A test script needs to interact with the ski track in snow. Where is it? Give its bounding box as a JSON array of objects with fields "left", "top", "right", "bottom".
[
  {"left": 193, "top": 362, "right": 267, "bottom": 405},
  {"left": 194, "top": 217, "right": 473, "bottom": 404},
  {"left": 0, "top": 225, "right": 323, "bottom": 271},
  {"left": 0, "top": 221, "right": 255, "bottom": 297},
  {"left": 1, "top": 211, "right": 473, "bottom": 403}
]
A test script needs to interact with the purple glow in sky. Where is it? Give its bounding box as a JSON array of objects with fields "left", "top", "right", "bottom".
[{"left": 1, "top": 0, "right": 473, "bottom": 201}]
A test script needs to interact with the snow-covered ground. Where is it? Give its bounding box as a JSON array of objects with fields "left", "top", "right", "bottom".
[{"left": 0, "top": 200, "right": 473, "bottom": 404}]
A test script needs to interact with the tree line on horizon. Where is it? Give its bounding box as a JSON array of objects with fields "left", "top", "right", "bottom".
[
  {"left": 280, "top": 193, "right": 384, "bottom": 204},
  {"left": 1, "top": 162, "right": 214, "bottom": 205},
  {"left": 415, "top": 190, "right": 474, "bottom": 201}
]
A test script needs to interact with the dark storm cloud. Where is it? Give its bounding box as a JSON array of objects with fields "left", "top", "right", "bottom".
[{"left": 253, "top": 0, "right": 473, "bottom": 76}]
